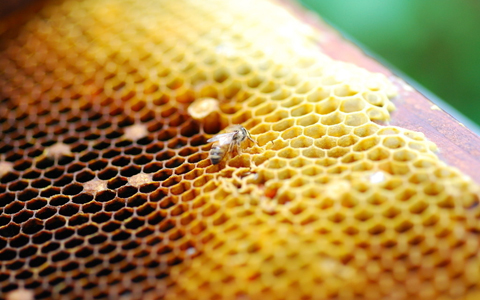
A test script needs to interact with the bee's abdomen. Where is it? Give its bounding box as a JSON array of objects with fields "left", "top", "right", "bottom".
[{"left": 210, "top": 146, "right": 225, "bottom": 164}]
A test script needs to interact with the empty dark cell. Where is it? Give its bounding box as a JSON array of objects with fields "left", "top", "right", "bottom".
[
  {"left": 125, "top": 218, "right": 144, "bottom": 230},
  {"left": 35, "top": 157, "right": 54, "bottom": 169},
  {"left": 0, "top": 143, "right": 14, "bottom": 154},
  {"left": 97, "top": 120, "right": 112, "bottom": 130},
  {"left": 167, "top": 137, "right": 187, "bottom": 149},
  {"left": 13, "top": 159, "right": 32, "bottom": 171},
  {"left": 137, "top": 136, "right": 154, "bottom": 146},
  {"left": 13, "top": 210, "right": 33, "bottom": 224},
  {"left": 153, "top": 169, "right": 172, "bottom": 182},
  {"left": 32, "top": 231, "right": 52, "bottom": 244},
  {"left": 40, "top": 140, "right": 57, "bottom": 148},
  {"left": 139, "top": 182, "right": 159, "bottom": 193},
  {"left": 140, "top": 110, "right": 155, "bottom": 123},
  {"left": 17, "top": 188, "right": 39, "bottom": 201},
  {"left": 78, "top": 224, "right": 98, "bottom": 236},
  {"left": 122, "top": 239, "right": 140, "bottom": 250},
  {"left": 19, "top": 245, "right": 37, "bottom": 258},
  {"left": 127, "top": 195, "right": 147, "bottom": 207},
  {"left": 38, "top": 265, "right": 56, "bottom": 277},
  {"left": 138, "top": 203, "right": 157, "bottom": 217},
  {"left": 132, "top": 275, "right": 147, "bottom": 283},
  {"left": 95, "top": 190, "right": 115, "bottom": 202},
  {"left": 88, "top": 111, "right": 103, "bottom": 121},
  {"left": 64, "top": 238, "right": 84, "bottom": 249},
  {"left": 9, "top": 234, "right": 29, "bottom": 248},
  {"left": 71, "top": 142, "right": 88, "bottom": 153},
  {"left": 63, "top": 183, "right": 83, "bottom": 196},
  {"left": 157, "top": 128, "right": 177, "bottom": 141},
  {"left": 67, "top": 162, "right": 86, "bottom": 173},
  {"left": 124, "top": 146, "right": 142, "bottom": 155},
  {"left": 50, "top": 195, "right": 70, "bottom": 206},
  {"left": 68, "top": 214, "right": 89, "bottom": 226},
  {"left": 85, "top": 132, "right": 101, "bottom": 141},
  {"left": 101, "top": 221, "right": 120, "bottom": 233},
  {"left": 22, "top": 169, "right": 42, "bottom": 179},
  {"left": 8, "top": 179, "right": 28, "bottom": 191},
  {"left": 88, "top": 159, "right": 108, "bottom": 171},
  {"left": 0, "top": 143, "right": 14, "bottom": 153},
  {"left": 75, "top": 123, "right": 90, "bottom": 133},
  {"left": 75, "top": 246, "right": 94, "bottom": 258},
  {"left": 41, "top": 241, "right": 61, "bottom": 254},
  {"left": 58, "top": 285, "right": 74, "bottom": 295},
  {"left": 41, "top": 187, "right": 61, "bottom": 198},
  {"left": 112, "top": 230, "right": 131, "bottom": 241},
  {"left": 120, "top": 263, "right": 136, "bottom": 273},
  {"left": 88, "top": 234, "right": 107, "bottom": 245},
  {"left": 99, "top": 244, "right": 116, "bottom": 255},
  {"left": 120, "top": 165, "right": 141, "bottom": 177},
  {"left": 36, "top": 206, "right": 57, "bottom": 220},
  {"left": 53, "top": 174, "right": 73, "bottom": 186},
  {"left": 157, "top": 244, "right": 173, "bottom": 255},
  {"left": 72, "top": 193, "right": 94, "bottom": 205},
  {"left": 32, "top": 130, "right": 47, "bottom": 139},
  {"left": 107, "top": 176, "right": 128, "bottom": 189},
  {"left": 145, "top": 142, "right": 164, "bottom": 154},
  {"left": 0, "top": 215, "right": 10, "bottom": 226},
  {"left": 59, "top": 204, "right": 80, "bottom": 216},
  {"left": 168, "top": 257, "right": 183, "bottom": 266},
  {"left": 44, "top": 167, "right": 66, "bottom": 179},
  {"left": 52, "top": 250, "right": 70, "bottom": 262},
  {"left": 113, "top": 208, "right": 134, "bottom": 221},
  {"left": 112, "top": 156, "right": 130, "bottom": 167},
  {"left": 83, "top": 202, "right": 102, "bottom": 214},
  {"left": 147, "top": 261, "right": 161, "bottom": 269},
  {"left": 102, "top": 149, "right": 121, "bottom": 159},
  {"left": 144, "top": 162, "right": 163, "bottom": 173},
  {"left": 6, "top": 151, "right": 23, "bottom": 162},
  {"left": 2, "top": 124, "right": 16, "bottom": 134},
  {"left": 105, "top": 198, "right": 126, "bottom": 212},
  {"left": 96, "top": 268, "right": 112, "bottom": 277},
  {"left": 79, "top": 151, "right": 99, "bottom": 163},
  {"left": 136, "top": 227, "right": 154, "bottom": 238},
  {"left": 0, "top": 223, "right": 20, "bottom": 238},
  {"left": 0, "top": 184, "right": 5, "bottom": 193},
  {"left": 63, "top": 136, "right": 79, "bottom": 144},
  {"left": 54, "top": 228, "right": 75, "bottom": 240},
  {"left": 53, "top": 127, "right": 68, "bottom": 135},
  {"left": 75, "top": 170, "right": 95, "bottom": 183},
  {"left": 190, "top": 134, "right": 208, "bottom": 147},
  {"left": 0, "top": 248, "right": 17, "bottom": 261},
  {"left": 21, "top": 218, "right": 44, "bottom": 234},
  {"left": 61, "top": 261, "right": 80, "bottom": 272},
  {"left": 26, "top": 198, "right": 48, "bottom": 211},
  {"left": 0, "top": 192, "right": 15, "bottom": 206},
  {"left": 31, "top": 178, "right": 51, "bottom": 188},
  {"left": 58, "top": 155, "right": 75, "bottom": 166},
  {"left": 133, "top": 154, "right": 153, "bottom": 165},
  {"left": 45, "top": 216, "right": 66, "bottom": 230},
  {"left": 98, "top": 167, "right": 118, "bottom": 180},
  {"left": 15, "top": 269, "right": 33, "bottom": 280},
  {"left": 118, "top": 116, "right": 135, "bottom": 128},
  {"left": 118, "top": 186, "right": 137, "bottom": 198},
  {"left": 18, "top": 141, "right": 34, "bottom": 150},
  {"left": 1, "top": 172, "right": 19, "bottom": 184},
  {"left": 29, "top": 256, "right": 47, "bottom": 268},
  {"left": 4, "top": 200, "right": 24, "bottom": 214},
  {"left": 92, "top": 141, "right": 110, "bottom": 151},
  {"left": 106, "top": 129, "right": 123, "bottom": 139}
]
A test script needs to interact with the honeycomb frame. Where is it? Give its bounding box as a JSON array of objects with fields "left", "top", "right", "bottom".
[{"left": 0, "top": 0, "right": 479, "bottom": 299}]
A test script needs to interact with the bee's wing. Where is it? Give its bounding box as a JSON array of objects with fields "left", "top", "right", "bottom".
[{"left": 207, "top": 132, "right": 237, "bottom": 145}]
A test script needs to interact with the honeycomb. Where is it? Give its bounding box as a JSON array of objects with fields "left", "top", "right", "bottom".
[{"left": 0, "top": 0, "right": 480, "bottom": 299}]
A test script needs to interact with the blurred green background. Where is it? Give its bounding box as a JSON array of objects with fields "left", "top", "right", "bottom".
[{"left": 299, "top": 0, "right": 480, "bottom": 127}]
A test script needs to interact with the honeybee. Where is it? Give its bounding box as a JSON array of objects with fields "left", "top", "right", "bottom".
[{"left": 207, "top": 125, "right": 256, "bottom": 164}]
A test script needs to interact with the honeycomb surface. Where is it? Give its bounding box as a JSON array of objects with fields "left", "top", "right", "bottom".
[{"left": 0, "top": 0, "right": 480, "bottom": 299}]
